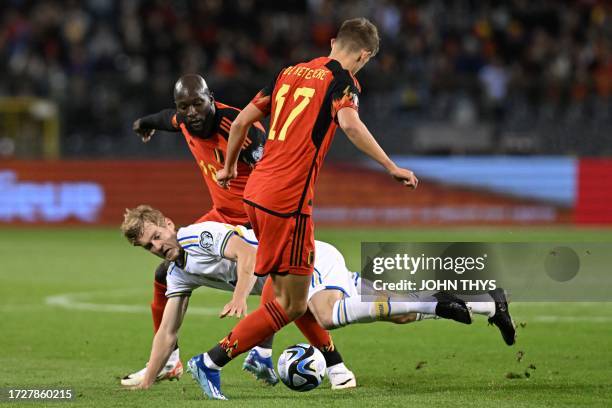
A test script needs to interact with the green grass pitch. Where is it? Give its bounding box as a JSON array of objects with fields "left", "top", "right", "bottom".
[{"left": 1, "top": 227, "right": 612, "bottom": 407}]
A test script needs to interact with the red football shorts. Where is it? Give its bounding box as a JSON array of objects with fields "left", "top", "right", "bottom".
[{"left": 244, "top": 203, "right": 314, "bottom": 277}]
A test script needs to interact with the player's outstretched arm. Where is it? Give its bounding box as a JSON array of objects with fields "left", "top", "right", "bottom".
[
  {"left": 219, "top": 235, "right": 258, "bottom": 319},
  {"left": 130, "top": 295, "right": 189, "bottom": 389},
  {"left": 337, "top": 108, "right": 418, "bottom": 189},
  {"left": 133, "top": 109, "right": 178, "bottom": 143},
  {"left": 217, "top": 103, "right": 266, "bottom": 187}
]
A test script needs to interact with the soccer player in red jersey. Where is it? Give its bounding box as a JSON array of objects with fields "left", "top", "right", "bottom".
[
  {"left": 127, "top": 74, "right": 355, "bottom": 390},
  {"left": 134, "top": 74, "right": 263, "bottom": 228},
  {"left": 187, "top": 18, "right": 418, "bottom": 399},
  {"left": 126, "top": 74, "right": 265, "bottom": 384}
]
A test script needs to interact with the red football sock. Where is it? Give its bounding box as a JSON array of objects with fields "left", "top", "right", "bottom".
[
  {"left": 262, "top": 275, "right": 334, "bottom": 351},
  {"left": 294, "top": 309, "right": 335, "bottom": 351},
  {"left": 151, "top": 280, "right": 167, "bottom": 333},
  {"left": 260, "top": 276, "right": 275, "bottom": 303},
  {"left": 208, "top": 299, "right": 290, "bottom": 366}
]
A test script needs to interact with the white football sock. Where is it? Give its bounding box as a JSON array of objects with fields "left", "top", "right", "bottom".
[
  {"left": 203, "top": 353, "right": 221, "bottom": 370},
  {"left": 168, "top": 348, "right": 180, "bottom": 364},
  {"left": 462, "top": 293, "right": 496, "bottom": 317},
  {"left": 252, "top": 346, "right": 272, "bottom": 358},
  {"left": 327, "top": 362, "right": 348, "bottom": 374},
  {"left": 466, "top": 302, "right": 496, "bottom": 317},
  {"left": 331, "top": 295, "right": 437, "bottom": 328}
]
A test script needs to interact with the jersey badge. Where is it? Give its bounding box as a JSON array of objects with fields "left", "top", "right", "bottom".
[
  {"left": 252, "top": 145, "right": 264, "bottom": 162},
  {"left": 199, "top": 231, "right": 214, "bottom": 249},
  {"left": 343, "top": 85, "right": 359, "bottom": 108}
]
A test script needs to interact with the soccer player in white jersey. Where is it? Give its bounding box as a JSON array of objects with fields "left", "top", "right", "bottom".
[{"left": 120, "top": 205, "right": 515, "bottom": 393}]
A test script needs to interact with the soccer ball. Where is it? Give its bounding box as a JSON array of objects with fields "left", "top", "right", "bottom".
[{"left": 277, "top": 343, "right": 326, "bottom": 392}]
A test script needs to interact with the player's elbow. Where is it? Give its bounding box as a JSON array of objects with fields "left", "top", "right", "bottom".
[{"left": 230, "top": 115, "right": 250, "bottom": 135}]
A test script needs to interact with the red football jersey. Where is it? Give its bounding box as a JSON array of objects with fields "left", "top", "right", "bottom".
[
  {"left": 244, "top": 57, "right": 361, "bottom": 216},
  {"left": 173, "top": 101, "right": 266, "bottom": 225}
]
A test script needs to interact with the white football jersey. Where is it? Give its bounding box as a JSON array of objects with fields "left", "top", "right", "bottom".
[
  {"left": 165, "top": 222, "right": 264, "bottom": 298},
  {"left": 164, "top": 222, "right": 359, "bottom": 300}
]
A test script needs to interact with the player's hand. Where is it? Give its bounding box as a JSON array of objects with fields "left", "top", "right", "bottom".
[
  {"left": 123, "top": 381, "right": 151, "bottom": 391},
  {"left": 216, "top": 166, "right": 237, "bottom": 189},
  {"left": 133, "top": 118, "right": 155, "bottom": 143},
  {"left": 220, "top": 298, "right": 247, "bottom": 319},
  {"left": 389, "top": 166, "right": 418, "bottom": 189}
]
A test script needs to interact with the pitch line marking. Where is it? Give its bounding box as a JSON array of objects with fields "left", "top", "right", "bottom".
[
  {"left": 26, "top": 291, "right": 612, "bottom": 323},
  {"left": 44, "top": 288, "right": 219, "bottom": 315}
]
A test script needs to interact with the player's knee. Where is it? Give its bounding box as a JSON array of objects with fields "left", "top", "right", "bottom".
[
  {"left": 318, "top": 315, "right": 336, "bottom": 330},
  {"left": 275, "top": 291, "right": 308, "bottom": 320},
  {"left": 283, "top": 301, "right": 308, "bottom": 321},
  {"left": 308, "top": 308, "right": 333, "bottom": 330},
  {"left": 154, "top": 260, "right": 171, "bottom": 285},
  {"left": 306, "top": 305, "right": 335, "bottom": 330}
]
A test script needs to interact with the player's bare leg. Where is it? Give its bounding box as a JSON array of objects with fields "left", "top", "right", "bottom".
[
  {"left": 271, "top": 273, "right": 311, "bottom": 320},
  {"left": 308, "top": 289, "right": 343, "bottom": 329}
]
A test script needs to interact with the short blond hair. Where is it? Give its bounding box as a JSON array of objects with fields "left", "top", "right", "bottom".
[
  {"left": 121, "top": 205, "right": 166, "bottom": 245},
  {"left": 336, "top": 17, "right": 380, "bottom": 56}
]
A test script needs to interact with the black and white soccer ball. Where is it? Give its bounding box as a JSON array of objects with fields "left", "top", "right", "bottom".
[{"left": 277, "top": 343, "right": 326, "bottom": 392}]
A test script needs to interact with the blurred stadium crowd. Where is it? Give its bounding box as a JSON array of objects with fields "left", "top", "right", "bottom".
[{"left": 1, "top": 0, "right": 611, "bottom": 157}]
